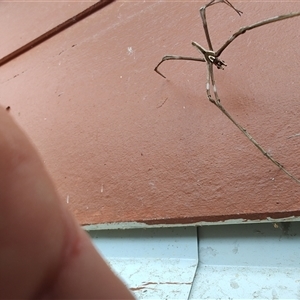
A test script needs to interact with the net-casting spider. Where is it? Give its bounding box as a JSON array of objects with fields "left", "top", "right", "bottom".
[{"left": 155, "top": 0, "right": 300, "bottom": 185}]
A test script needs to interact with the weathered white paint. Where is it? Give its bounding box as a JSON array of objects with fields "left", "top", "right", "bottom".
[{"left": 83, "top": 215, "right": 300, "bottom": 231}]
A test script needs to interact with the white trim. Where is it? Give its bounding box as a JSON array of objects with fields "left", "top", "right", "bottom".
[{"left": 83, "top": 215, "right": 300, "bottom": 230}]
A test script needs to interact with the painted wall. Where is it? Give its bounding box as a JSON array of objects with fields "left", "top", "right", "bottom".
[{"left": 1, "top": 1, "right": 300, "bottom": 227}]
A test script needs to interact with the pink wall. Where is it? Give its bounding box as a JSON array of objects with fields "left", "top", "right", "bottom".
[{"left": 1, "top": 1, "right": 300, "bottom": 227}]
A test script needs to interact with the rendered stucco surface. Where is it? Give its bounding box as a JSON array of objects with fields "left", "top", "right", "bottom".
[{"left": 1, "top": 2, "right": 300, "bottom": 226}]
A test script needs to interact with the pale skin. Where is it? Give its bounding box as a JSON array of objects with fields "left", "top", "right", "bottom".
[{"left": 0, "top": 106, "right": 134, "bottom": 299}]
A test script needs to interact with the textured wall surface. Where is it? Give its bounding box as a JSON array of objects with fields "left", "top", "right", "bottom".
[
  {"left": 0, "top": 1, "right": 93, "bottom": 60},
  {"left": 1, "top": 1, "right": 300, "bottom": 227}
]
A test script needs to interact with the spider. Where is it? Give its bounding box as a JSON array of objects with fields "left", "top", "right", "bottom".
[{"left": 155, "top": 0, "right": 300, "bottom": 184}]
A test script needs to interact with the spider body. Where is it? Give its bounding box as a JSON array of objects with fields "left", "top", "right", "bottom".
[{"left": 191, "top": 42, "right": 226, "bottom": 70}]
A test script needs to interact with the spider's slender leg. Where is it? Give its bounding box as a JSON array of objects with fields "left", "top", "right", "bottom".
[
  {"left": 216, "top": 11, "right": 300, "bottom": 57},
  {"left": 205, "top": 62, "right": 213, "bottom": 101},
  {"left": 200, "top": 0, "right": 242, "bottom": 51},
  {"left": 190, "top": 41, "right": 219, "bottom": 102},
  {"left": 204, "top": 61, "right": 218, "bottom": 103},
  {"left": 206, "top": 62, "right": 300, "bottom": 185},
  {"left": 208, "top": 62, "right": 220, "bottom": 103},
  {"left": 211, "top": 97, "right": 300, "bottom": 185},
  {"left": 220, "top": 0, "right": 243, "bottom": 16},
  {"left": 154, "top": 55, "right": 205, "bottom": 78},
  {"left": 198, "top": 13, "right": 300, "bottom": 184},
  {"left": 199, "top": 0, "right": 214, "bottom": 50}
]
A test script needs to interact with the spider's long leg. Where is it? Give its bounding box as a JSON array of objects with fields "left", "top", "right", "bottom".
[
  {"left": 200, "top": 0, "right": 242, "bottom": 51},
  {"left": 203, "top": 46, "right": 300, "bottom": 184},
  {"left": 222, "top": 0, "right": 243, "bottom": 16},
  {"left": 192, "top": 41, "right": 209, "bottom": 57},
  {"left": 210, "top": 83, "right": 300, "bottom": 185},
  {"left": 205, "top": 62, "right": 219, "bottom": 103},
  {"left": 208, "top": 63, "right": 220, "bottom": 102},
  {"left": 205, "top": 62, "right": 213, "bottom": 101},
  {"left": 154, "top": 55, "right": 205, "bottom": 78},
  {"left": 216, "top": 11, "right": 300, "bottom": 57}
]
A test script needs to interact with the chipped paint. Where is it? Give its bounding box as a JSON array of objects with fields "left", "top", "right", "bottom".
[{"left": 83, "top": 215, "right": 300, "bottom": 231}]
